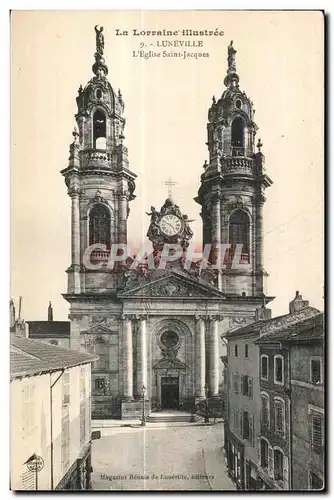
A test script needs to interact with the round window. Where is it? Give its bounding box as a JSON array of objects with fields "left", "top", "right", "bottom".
[
  {"left": 236, "top": 99, "right": 242, "bottom": 109},
  {"left": 96, "top": 89, "right": 102, "bottom": 99},
  {"left": 160, "top": 331, "right": 179, "bottom": 348}
]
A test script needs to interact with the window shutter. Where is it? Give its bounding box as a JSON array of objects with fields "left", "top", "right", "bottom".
[
  {"left": 249, "top": 414, "right": 254, "bottom": 446},
  {"left": 268, "top": 446, "right": 274, "bottom": 478},
  {"left": 240, "top": 375, "right": 244, "bottom": 396},
  {"left": 248, "top": 377, "right": 253, "bottom": 398},
  {"left": 240, "top": 410, "right": 244, "bottom": 438},
  {"left": 283, "top": 455, "right": 289, "bottom": 489}
]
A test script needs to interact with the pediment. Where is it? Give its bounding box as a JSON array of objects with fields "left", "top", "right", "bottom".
[
  {"left": 153, "top": 357, "right": 186, "bottom": 371},
  {"left": 81, "top": 324, "right": 114, "bottom": 335},
  {"left": 118, "top": 271, "right": 224, "bottom": 299}
]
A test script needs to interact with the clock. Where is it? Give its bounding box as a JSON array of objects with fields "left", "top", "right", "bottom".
[{"left": 159, "top": 214, "right": 182, "bottom": 237}]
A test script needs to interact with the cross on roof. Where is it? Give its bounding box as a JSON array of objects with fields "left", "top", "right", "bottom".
[{"left": 164, "top": 177, "right": 177, "bottom": 198}]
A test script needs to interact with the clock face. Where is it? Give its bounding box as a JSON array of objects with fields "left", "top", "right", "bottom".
[{"left": 159, "top": 214, "right": 182, "bottom": 237}]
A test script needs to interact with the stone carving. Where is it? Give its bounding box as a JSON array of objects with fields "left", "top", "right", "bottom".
[
  {"left": 94, "top": 25, "right": 104, "bottom": 55},
  {"left": 146, "top": 197, "right": 194, "bottom": 250},
  {"left": 91, "top": 315, "right": 107, "bottom": 324},
  {"left": 227, "top": 40, "right": 237, "bottom": 72}
]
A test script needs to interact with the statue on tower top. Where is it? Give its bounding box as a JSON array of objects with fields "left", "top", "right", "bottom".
[
  {"left": 94, "top": 25, "right": 104, "bottom": 55},
  {"left": 227, "top": 40, "right": 237, "bottom": 72}
]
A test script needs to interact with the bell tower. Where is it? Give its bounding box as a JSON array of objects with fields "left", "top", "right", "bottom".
[
  {"left": 61, "top": 26, "right": 136, "bottom": 295},
  {"left": 195, "top": 41, "right": 273, "bottom": 296}
]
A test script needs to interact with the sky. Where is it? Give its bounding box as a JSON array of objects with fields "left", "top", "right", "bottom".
[{"left": 11, "top": 10, "right": 324, "bottom": 321}]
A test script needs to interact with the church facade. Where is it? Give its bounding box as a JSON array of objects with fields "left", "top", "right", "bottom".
[{"left": 61, "top": 30, "right": 273, "bottom": 419}]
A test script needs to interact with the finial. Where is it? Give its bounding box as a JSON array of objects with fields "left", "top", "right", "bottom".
[
  {"left": 224, "top": 40, "right": 239, "bottom": 88},
  {"left": 203, "top": 160, "right": 208, "bottom": 169},
  {"left": 92, "top": 25, "right": 108, "bottom": 78},
  {"left": 212, "top": 95, "right": 216, "bottom": 105},
  {"left": 257, "top": 139, "right": 263, "bottom": 152}
]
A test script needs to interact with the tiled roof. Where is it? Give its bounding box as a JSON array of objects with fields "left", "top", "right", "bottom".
[
  {"left": 10, "top": 336, "right": 97, "bottom": 380},
  {"left": 224, "top": 306, "right": 320, "bottom": 339},
  {"left": 256, "top": 312, "right": 324, "bottom": 344},
  {"left": 27, "top": 321, "right": 70, "bottom": 338}
]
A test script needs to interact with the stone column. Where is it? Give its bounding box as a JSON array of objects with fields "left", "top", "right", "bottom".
[
  {"left": 122, "top": 316, "right": 133, "bottom": 400},
  {"left": 68, "top": 187, "right": 81, "bottom": 293},
  {"left": 195, "top": 317, "right": 206, "bottom": 399},
  {"left": 212, "top": 193, "right": 222, "bottom": 290},
  {"left": 136, "top": 316, "right": 148, "bottom": 397},
  {"left": 208, "top": 317, "right": 220, "bottom": 396}
]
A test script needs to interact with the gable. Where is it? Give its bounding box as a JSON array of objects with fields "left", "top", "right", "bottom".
[{"left": 81, "top": 324, "right": 115, "bottom": 336}]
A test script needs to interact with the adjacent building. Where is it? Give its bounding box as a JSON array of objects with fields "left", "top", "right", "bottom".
[
  {"left": 27, "top": 303, "right": 70, "bottom": 348},
  {"left": 60, "top": 29, "right": 273, "bottom": 419},
  {"left": 224, "top": 291, "right": 324, "bottom": 491},
  {"left": 10, "top": 335, "right": 97, "bottom": 490}
]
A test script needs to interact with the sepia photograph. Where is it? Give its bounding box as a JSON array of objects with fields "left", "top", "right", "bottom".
[{"left": 10, "top": 10, "right": 324, "bottom": 491}]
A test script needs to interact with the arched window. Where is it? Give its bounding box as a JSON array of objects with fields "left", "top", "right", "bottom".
[
  {"left": 89, "top": 204, "right": 111, "bottom": 249},
  {"left": 229, "top": 210, "right": 250, "bottom": 262},
  {"left": 93, "top": 109, "right": 106, "bottom": 149},
  {"left": 93, "top": 338, "right": 108, "bottom": 370},
  {"left": 260, "top": 438, "right": 269, "bottom": 469},
  {"left": 231, "top": 117, "right": 245, "bottom": 155}
]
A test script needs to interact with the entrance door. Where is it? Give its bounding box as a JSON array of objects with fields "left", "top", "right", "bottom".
[{"left": 161, "top": 377, "right": 179, "bottom": 410}]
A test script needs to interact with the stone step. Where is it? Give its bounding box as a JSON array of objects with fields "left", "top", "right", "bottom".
[{"left": 145, "top": 414, "right": 202, "bottom": 423}]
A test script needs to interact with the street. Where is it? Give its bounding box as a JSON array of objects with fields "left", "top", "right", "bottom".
[{"left": 91, "top": 422, "right": 235, "bottom": 491}]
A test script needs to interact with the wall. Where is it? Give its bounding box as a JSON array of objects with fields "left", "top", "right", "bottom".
[
  {"left": 228, "top": 334, "right": 260, "bottom": 467},
  {"left": 290, "top": 344, "right": 324, "bottom": 490},
  {"left": 10, "top": 363, "right": 92, "bottom": 490}
]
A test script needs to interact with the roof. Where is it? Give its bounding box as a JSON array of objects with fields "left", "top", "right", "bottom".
[
  {"left": 27, "top": 321, "right": 70, "bottom": 338},
  {"left": 10, "top": 335, "right": 97, "bottom": 380},
  {"left": 256, "top": 312, "right": 324, "bottom": 345},
  {"left": 224, "top": 306, "right": 320, "bottom": 340}
]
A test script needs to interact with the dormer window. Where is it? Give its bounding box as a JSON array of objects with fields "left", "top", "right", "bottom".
[
  {"left": 96, "top": 88, "right": 102, "bottom": 99},
  {"left": 235, "top": 99, "right": 242, "bottom": 109}
]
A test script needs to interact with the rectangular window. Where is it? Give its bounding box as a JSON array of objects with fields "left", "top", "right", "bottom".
[
  {"left": 245, "top": 344, "right": 248, "bottom": 358},
  {"left": 241, "top": 375, "right": 253, "bottom": 398},
  {"left": 22, "top": 382, "right": 35, "bottom": 435},
  {"left": 61, "top": 406, "right": 70, "bottom": 472},
  {"left": 260, "top": 439, "right": 269, "bottom": 469},
  {"left": 274, "top": 400, "right": 284, "bottom": 435},
  {"left": 242, "top": 411, "right": 250, "bottom": 440},
  {"left": 309, "top": 471, "right": 323, "bottom": 490},
  {"left": 80, "top": 401, "right": 86, "bottom": 447},
  {"left": 94, "top": 377, "right": 106, "bottom": 395},
  {"left": 234, "top": 344, "right": 238, "bottom": 357},
  {"left": 261, "top": 355, "right": 268, "bottom": 380},
  {"left": 233, "top": 373, "right": 240, "bottom": 394},
  {"left": 309, "top": 410, "right": 324, "bottom": 454},
  {"left": 310, "top": 358, "right": 322, "bottom": 385},
  {"left": 261, "top": 395, "right": 270, "bottom": 428},
  {"left": 274, "top": 356, "right": 284, "bottom": 385}
]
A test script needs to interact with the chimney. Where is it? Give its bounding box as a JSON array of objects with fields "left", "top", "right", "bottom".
[
  {"left": 289, "top": 290, "right": 309, "bottom": 315},
  {"left": 48, "top": 301, "right": 54, "bottom": 322},
  {"left": 18, "top": 296, "right": 22, "bottom": 321},
  {"left": 9, "top": 299, "right": 16, "bottom": 328},
  {"left": 255, "top": 294, "right": 272, "bottom": 322}
]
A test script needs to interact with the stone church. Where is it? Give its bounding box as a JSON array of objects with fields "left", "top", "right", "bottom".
[{"left": 61, "top": 30, "right": 273, "bottom": 419}]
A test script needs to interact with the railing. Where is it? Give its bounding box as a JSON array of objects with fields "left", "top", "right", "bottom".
[
  {"left": 90, "top": 249, "right": 111, "bottom": 263},
  {"left": 223, "top": 156, "right": 253, "bottom": 174},
  {"left": 81, "top": 149, "right": 112, "bottom": 168}
]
